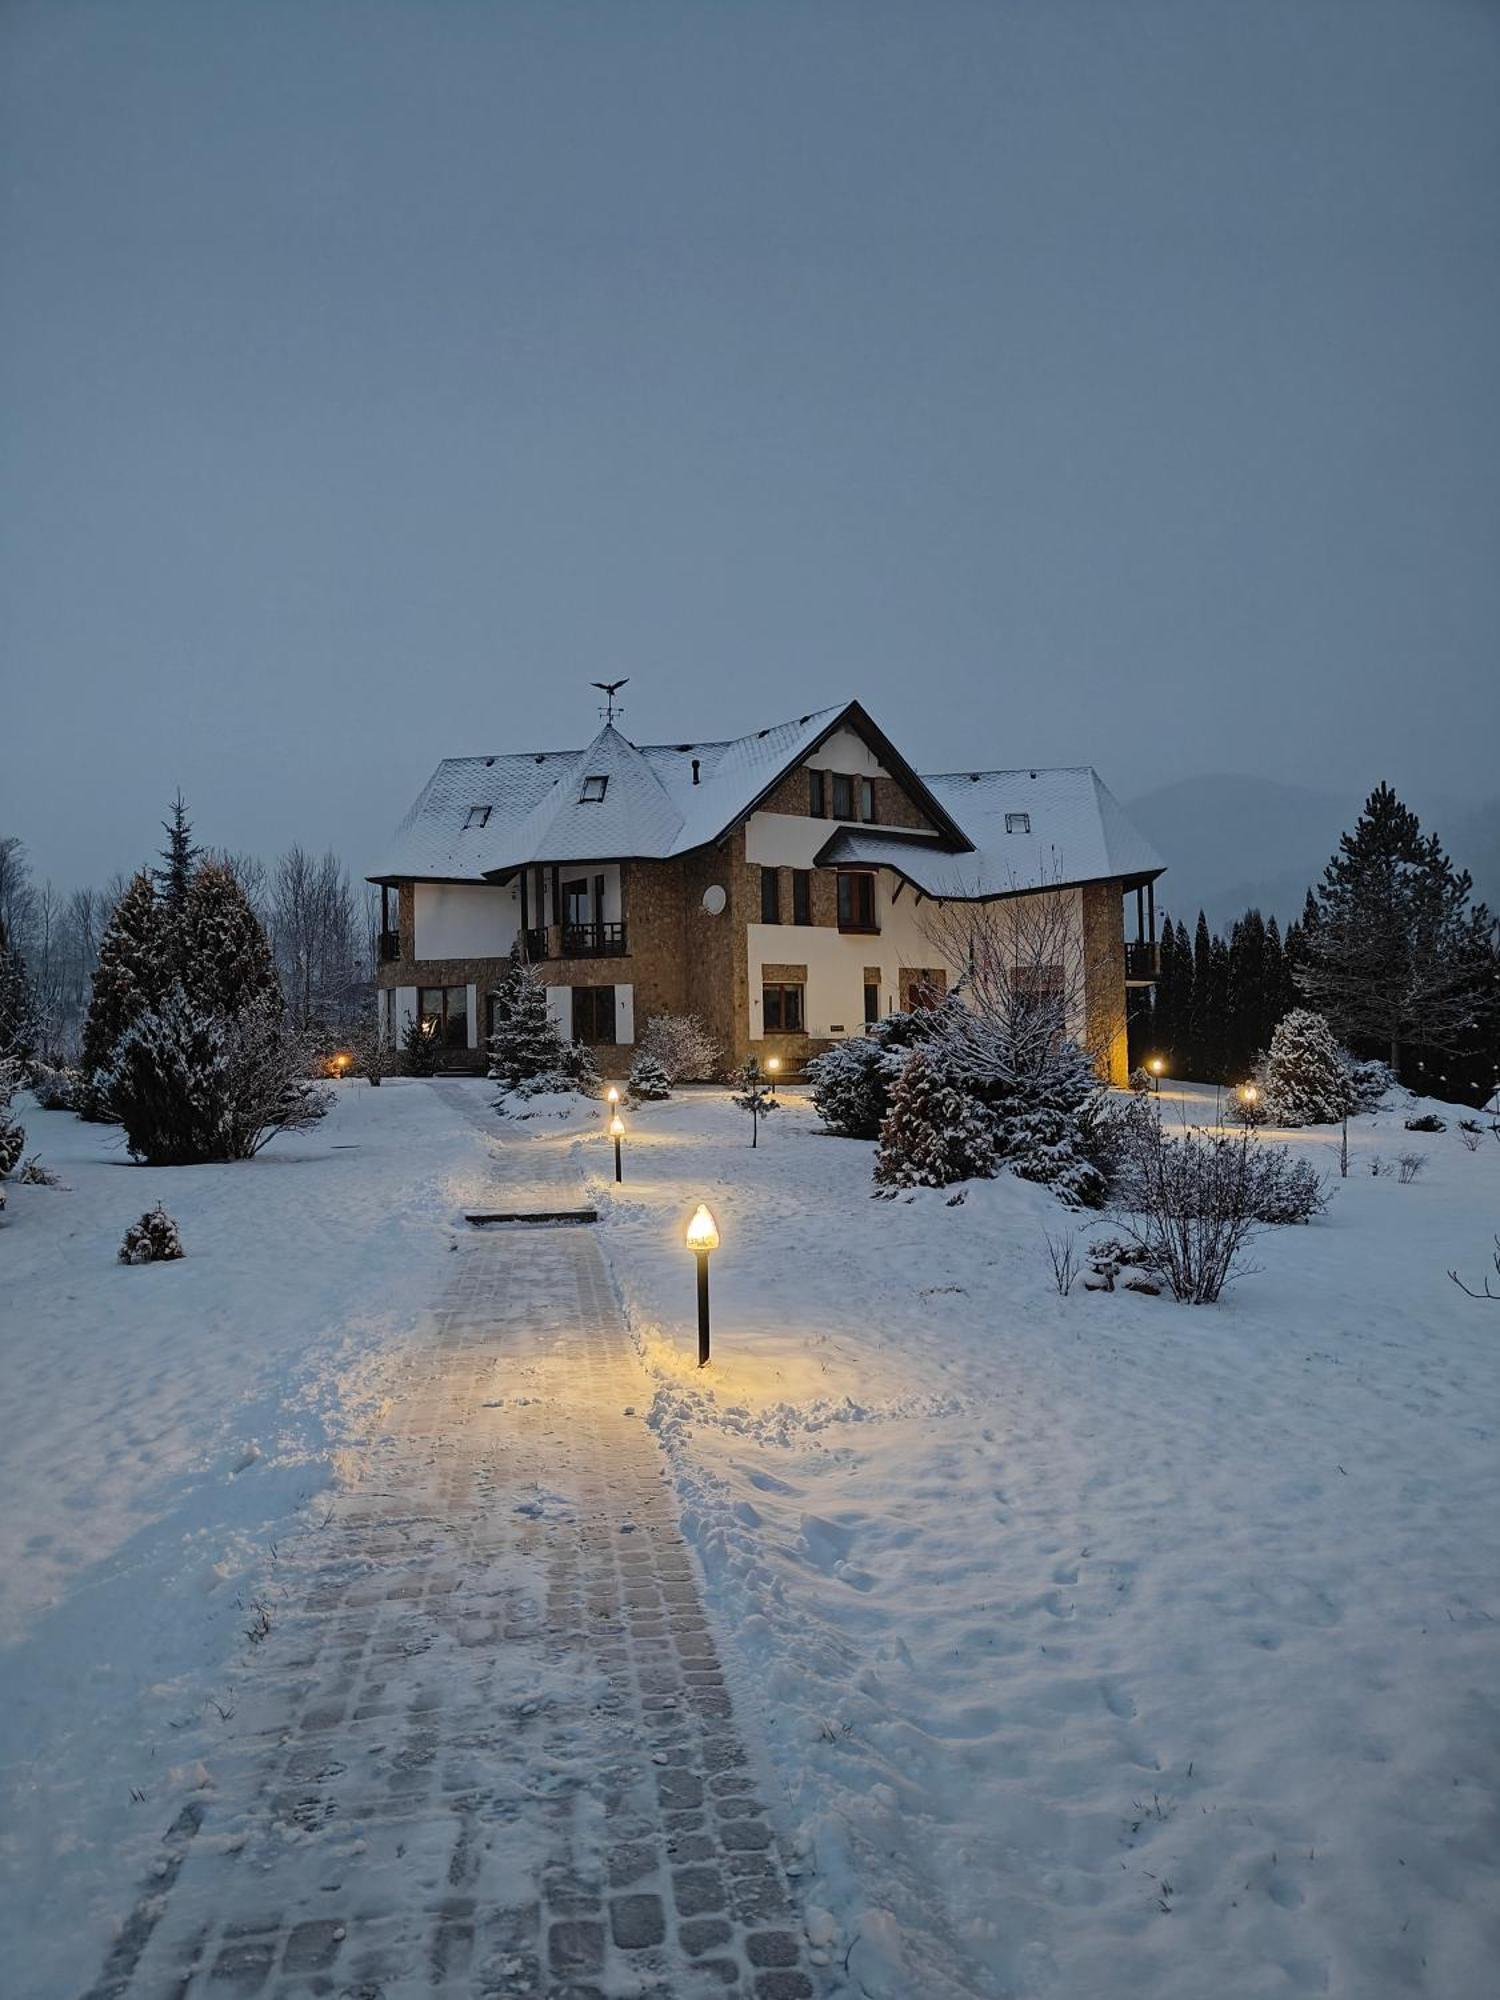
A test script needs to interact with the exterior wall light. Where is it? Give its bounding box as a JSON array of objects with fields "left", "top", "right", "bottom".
[{"left": 685, "top": 1204, "right": 719, "bottom": 1366}]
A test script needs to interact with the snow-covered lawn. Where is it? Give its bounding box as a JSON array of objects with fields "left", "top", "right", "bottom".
[
  {"left": 0, "top": 1080, "right": 494, "bottom": 1997},
  {"left": 574, "top": 1084, "right": 1500, "bottom": 1999}
]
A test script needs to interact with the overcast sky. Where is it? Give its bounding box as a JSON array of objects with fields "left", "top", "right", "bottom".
[{"left": 2, "top": 0, "right": 1497, "bottom": 893}]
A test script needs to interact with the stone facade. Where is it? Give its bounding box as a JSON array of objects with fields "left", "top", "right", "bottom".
[{"left": 1081, "top": 879, "right": 1130, "bottom": 1086}]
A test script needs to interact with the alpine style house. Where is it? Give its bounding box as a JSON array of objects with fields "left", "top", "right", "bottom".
[{"left": 369, "top": 699, "right": 1165, "bottom": 1082}]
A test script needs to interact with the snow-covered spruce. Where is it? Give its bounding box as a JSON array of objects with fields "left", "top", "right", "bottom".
[
  {"left": 874, "top": 1048, "right": 996, "bottom": 1190},
  {"left": 0, "top": 1106, "right": 25, "bottom": 1178},
  {"left": 730, "top": 1057, "right": 780, "bottom": 1145},
  {"left": 79, "top": 869, "right": 171, "bottom": 1110},
  {"left": 399, "top": 1008, "right": 442, "bottom": 1075},
  {"left": 1258, "top": 1008, "right": 1356, "bottom": 1126},
  {"left": 0, "top": 921, "right": 40, "bottom": 1069},
  {"left": 637, "top": 1012, "right": 723, "bottom": 1083},
  {"left": 103, "top": 988, "right": 330, "bottom": 1165},
  {"left": 118, "top": 1202, "right": 185, "bottom": 1265},
  {"left": 806, "top": 1034, "right": 905, "bottom": 1139},
  {"left": 627, "top": 1051, "right": 673, "bottom": 1101},
  {"left": 1346, "top": 1055, "right": 1396, "bottom": 1113}
]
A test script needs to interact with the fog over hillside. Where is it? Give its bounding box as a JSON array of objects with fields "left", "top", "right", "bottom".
[{"left": 1127, "top": 776, "right": 1500, "bottom": 931}]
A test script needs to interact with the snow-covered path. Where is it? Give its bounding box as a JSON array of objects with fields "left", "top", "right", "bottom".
[{"left": 77, "top": 1096, "right": 814, "bottom": 2000}]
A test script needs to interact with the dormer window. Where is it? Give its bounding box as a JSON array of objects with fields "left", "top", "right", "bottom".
[
  {"left": 1005, "top": 812, "right": 1030, "bottom": 834},
  {"left": 465, "top": 806, "right": 492, "bottom": 829},
  {"left": 579, "top": 775, "right": 608, "bottom": 803}
]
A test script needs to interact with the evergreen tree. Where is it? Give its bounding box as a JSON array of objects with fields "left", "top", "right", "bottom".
[
  {"left": 1205, "top": 933, "right": 1231, "bottom": 1081},
  {"left": 80, "top": 870, "right": 170, "bottom": 1094},
  {"left": 1225, "top": 911, "right": 1268, "bottom": 1078},
  {"left": 1186, "top": 913, "right": 1213, "bottom": 1078},
  {"left": 1297, "top": 783, "right": 1499, "bottom": 1079},
  {"left": 627, "top": 1051, "right": 673, "bottom": 1101},
  {"left": 486, "top": 950, "right": 573, "bottom": 1090},
  {"left": 1151, "top": 918, "right": 1179, "bottom": 1068},
  {"left": 0, "top": 918, "right": 40, "bottom": 1068},
  {"left": 1264, "top": 917, "right": 1288, "bottom": 1041},
  {"left": 155, "top": 793, "right": 200, "bottom": 916},
  {"left": 103, "top": 986, "right": 231, "bottom": 1164},
  {"left": 1174, "top": 919, "right": 1195, "bottom": 1071},
  {"left": 176, "top": 861, "right": 281, "bottom": 1019},
  {"left": 1258, "top": 1008, "right": 1355, "bottom": 1127},
  {"left": 730, "top": 1057, "right": 779, "bottom": 1147},
  {"left": 401, "top": 1008, "right": 442, "bottom": 1076},
  {"left": 874, "top": 1048, "right": 996, "bottom": 1189}
]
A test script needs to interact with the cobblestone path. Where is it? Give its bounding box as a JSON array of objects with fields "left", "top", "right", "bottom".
[{"left": 85, "top": 1088, "right": 814, "bottom": 2000}]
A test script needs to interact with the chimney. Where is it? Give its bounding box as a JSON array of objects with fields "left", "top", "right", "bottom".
[{"left": 691, "top": 758, "right": 700, "bottom": 785}]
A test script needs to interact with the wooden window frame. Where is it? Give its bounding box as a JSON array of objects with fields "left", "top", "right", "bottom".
[
  {"left": 418, "top": 984, "right": 468, "bottom": 1049},
  {"left": 831, "top": 771, "right": 854, "bottom": 820},
  {"left": 760, "top": 867, "right": 781, "bottom": 924},
  {"left": 809, "top": 769, "right": 826, "bottom": 817},
  {"left": 572, "top": 984, "right": 617, "bottom": 1045},
  {"left": 863, "top": 980, "right": 881, "bottom": 1026},
  {"left": 859, "top": 777, "right": 876, "bottom": 823},
  {"left": 761, "top": 981, "right": 805, "bottom": 1034},
  {"left": 837, "top": 870, "right": 878, "bottom": 934},
  {"left": 791, "top": 869, "right": 811, "bottom": 925}
]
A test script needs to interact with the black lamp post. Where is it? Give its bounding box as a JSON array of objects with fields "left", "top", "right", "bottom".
[
  {"left": 610, "top": 1114, "right": 624, "bottom": 1183},
  {"left": 685, "top": 1203, "right": 719, "bottom": 1367}
]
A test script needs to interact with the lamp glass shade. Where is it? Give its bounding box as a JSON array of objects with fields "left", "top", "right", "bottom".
[
  {"left": 606, "top": 1085, "right": 620, "bottom": 1104},
  {"left": 685, "top": 1203, "right": 720, "bottom": 1252},
  {"left": 609, "top": 1115, "right": 625, "bottom": 1138}
]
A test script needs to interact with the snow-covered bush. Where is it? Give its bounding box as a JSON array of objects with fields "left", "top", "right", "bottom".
[
  {"left": 119, "top": 1203, "right": 184, "bottom": 1265},
  {"left": 874, "top": 1048, "right": 996, "bottom": 1189},
  {"left": 1258, "top": 1009, "right": 1356, "bottom": 1126},
  {"left": 30, "top": 1063, "right": 78, "bottom": 1110},
  {"left": 1345, "top": 1056, "right": 1395, "bottom": 1113},
  {"left": 0, "top": 1056, "right": 22, "bottom": 1108},
  {"left": 1128, "top": 1066, "right": 1153, "bottom": 1095},
  {"left": 1404, "top": 1112, "right": 1446, "bottom": 1133},
  {"left": 104, "top": 987, "right": 330, "bottom": 1165},
  {"left": 638, "top": 1013, "right": 723, "bottom": 1083},
  {"left": 0, "top": 1108, "right": 25, "bottom": 1177},
  {"left": 806, "top": 1035, "right": 903, "bottom": 1139},
  {"left": 1108, "top": 1107, "right": 1328, "bottom": 1301},
  {"left": 17, "top": 1154, "right": 61, "bottom": 1187},
  {"left": 627, "top": 1051, "right": 672, "bottom": 1101},
  {"left": 0, "top": 926, "right": 39, "bottom": 1069}
]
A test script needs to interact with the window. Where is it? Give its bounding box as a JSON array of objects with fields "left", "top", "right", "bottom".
[
  {"left": 791, "top": 869, "right": 811, "bottom": 925},
  {"left": 860, "top": 778, "right": 876, "bottom": 823},
  {"left": 1012, "top": 963, "right": 1066, "bottom": 1011},
  {"left": 418, "top": 985, "right": 468, "bottom": 1049},
  {"left": 809, "top": 769, "right": 826, "bottom": 817},
  {"left": 762, "top": 982, "right": 804, "bottom": 1033},
  {"left": 572, "top": 985, "right": 616, "bottom": 1043},
  {"left": 863, "top": 981, "right": 881, "bottom": 1026},
  {"left": 1004, "top": 811, "right": 1031, "bottom": 834},
  {"left": 831, "top": 772, "right": 854, "bottom": 819},
  {"left": 464, "top": 805, "right": 491, "bottom": 829},
  {"left": 563, "top": 878, "right": 589, "bottom": 927},
  {"left": 903, "top": 969, "right": 947, "bottom": 1011},
  {"left": 760, "top": 867, "right": 781, "bottom": 924},
  {"left": 837, "top": 871, "right": 877, "bottom": 932},
  {"left": 579, "top": 775, "right": 608, "bottom": 803}
]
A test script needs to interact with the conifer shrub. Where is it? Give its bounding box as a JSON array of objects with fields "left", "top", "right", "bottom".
[
  {"left": 119, "top": 1203, "right": 185, "bottom": 1265},
  {"left": 0, "top": 1108, "right": 25, "bottom": 1178},
  {"left": 487, "top": 952, "right": 601, "bottom": 1099},
  {"left": 627, "top": 1051, "right": 673, "bottom": 1101},
  {"left": 400, "top": 1010, "right": 442, "bottom": 1076},
  {"left": 1257, "top": 1009, "right": 1356, "bottom": 1126},
  {"left": 1346, "top": 1057, "right": 1396, "bottom": 1113},
  {"left": 874, "top": 1048, "right": 996, "bottom": 1190},
  {"left": 806, "top": 1034, "right": 905, "bottom": 1139},
  {"left": 730, "top": 1057, "right": 780, "bottom": 1146}
]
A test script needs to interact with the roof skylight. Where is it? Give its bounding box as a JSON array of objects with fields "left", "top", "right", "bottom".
[{"left": 579, "top": 775, "right": 608, "bottom": 803}]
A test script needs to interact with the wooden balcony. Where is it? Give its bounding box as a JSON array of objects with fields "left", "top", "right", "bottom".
[
  {"left": 1125, "top": 941, "right": 1161, "bottom": 985},
  {"left": 562, "top": 920, "right": 627, "bottom": 959},
  {"left": 378, "top": 929, "right": 401, "bottom": 963}
]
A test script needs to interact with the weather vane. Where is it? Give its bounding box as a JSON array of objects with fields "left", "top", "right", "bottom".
[{"left": 592, "top": 677, "right": 629, "bottom": 725}]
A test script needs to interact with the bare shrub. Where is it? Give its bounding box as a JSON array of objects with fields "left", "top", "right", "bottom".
[
  {"left": 1042, "top": 1228, "right": 1081, "bottom": 1296},
  {"left": 1108, "top": 1107, "right": 1326, "bottom": 1303},
  {"left": 1396, "top": 1152, "right": 1426, "bottom": 1184},
  {"left": 1451, "top": 1236, "right": 1500, "bottom": 1302},
  {"left": 638, "top": 1014, "right": 723, "bottom": 1084},
  {"left": 1460, "top": 1127, "right": 1481, "bottom": 1153}
]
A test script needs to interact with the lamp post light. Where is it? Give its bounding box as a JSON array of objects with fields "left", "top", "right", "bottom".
[
  {"left": 1148, "top": 1057, "right": 1165, "bottom": 1094},
  {"left": 609, "top": 1113, "right": 625, "bottom": 1183},
  {"left": 685, "top": 1203, "right": 719, "bottom": 1367},
  {"left": 765, "top": 1055, "right": 781, "bottom": 1100},
  {"left": 605, "top": 1083, "right": 621, "bottom": 1113}
]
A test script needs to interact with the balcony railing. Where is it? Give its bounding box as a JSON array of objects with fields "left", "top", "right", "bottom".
[
  {"left": 562, "top": 920, "right": 627, "bottom": 959},
  {"left": 521, "top": 926, "right": 551, "bottom": 962},
  {"left": 1125, "top": 941, "right": 1161, "bottom": 984},
  {"left": 378, "top": 929, "right": 401, "bottom": 963}
]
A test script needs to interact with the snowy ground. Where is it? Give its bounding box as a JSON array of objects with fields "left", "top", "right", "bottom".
[
  {"left": 0, "top": 1080, "right": 493, "bottom": 1998},
  {"left": 3, "top": 1076, "right": 1497, "bottom": 1998},
  {"left": 573, "top": 1082, "right": 1500, "bottom": 1999}
]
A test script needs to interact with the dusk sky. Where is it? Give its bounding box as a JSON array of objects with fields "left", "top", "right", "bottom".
[{"left": 3, "top": 0, "right": 1497, "bottom": 893}]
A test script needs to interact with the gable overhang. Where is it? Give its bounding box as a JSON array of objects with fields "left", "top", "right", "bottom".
[
  {"left": 710, "top": 700, "right": 975, "bottom": 855},
  {"left": 813, "top": 827, "right": 1165, "bottom": 904}
]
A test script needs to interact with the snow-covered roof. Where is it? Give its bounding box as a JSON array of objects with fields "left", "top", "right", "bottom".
[
  {"left": 817, "top": 767, "right": 1164, "bottom": 897},
  {"left": 370, "top": 706, "right": 1163, "bottom": 896}
]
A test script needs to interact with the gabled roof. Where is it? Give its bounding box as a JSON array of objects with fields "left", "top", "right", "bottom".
[
  {"left": 368, "top": 700, "right": 971, "bottom": 881},
  {"left": 816, "top": 766, "right": 1164, "bottom": 898}
]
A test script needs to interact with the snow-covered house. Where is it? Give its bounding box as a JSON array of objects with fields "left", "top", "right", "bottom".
[{"left": 368, "top": 699, "right": 1164, "bottom": 1080}]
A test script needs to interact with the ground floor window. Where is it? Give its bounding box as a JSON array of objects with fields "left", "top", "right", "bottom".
[
  {"left": 572, "top": 984, "right": 617, "bottom": 1044},
  {"left": 901, "top": 968, "right": 947, "bottom": 1012},
  {"left": 863, "top": 980, "right": 881, "bottom": 1026},
  {"left": 419, "top": 985, "right": 468, "bottom": 1048},
  {"left": 762, "top": 981, "right": 804, "bottom": 1033},
  {"left": 1012, "top": 962, "right": 1066, "bottom": 1008}
]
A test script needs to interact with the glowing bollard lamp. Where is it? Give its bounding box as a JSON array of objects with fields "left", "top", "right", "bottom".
[
  {"left": 605, "top": 1084, "right": 621, "bottom": 1110},
  {"left": 765, "top": 1055, "right": 781, "bottom": 1099},
  {"left": 685, "top": 1203, "right": 720, "bottom": 1368},
  {"left": 609, "top": 1113, "right": 625, "bottom": 1183},
  {"left": 1148, "top": 1057, "right": 1165, "bottom": 1094}
]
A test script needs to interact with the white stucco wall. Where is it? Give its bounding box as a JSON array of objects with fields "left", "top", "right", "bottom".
[{"left": 412, "top": 882, "right": 520, "bottom": 961}]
